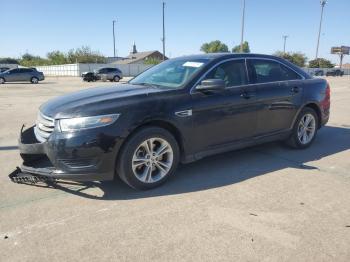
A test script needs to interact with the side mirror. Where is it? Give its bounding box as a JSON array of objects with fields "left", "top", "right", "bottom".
[{"left": 196, "top": 79, "right": 226, "bottom": 91}]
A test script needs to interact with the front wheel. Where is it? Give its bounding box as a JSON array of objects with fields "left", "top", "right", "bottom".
[
  {"left": 0, "top": 77, "right": 5, "bottom": 84},
  {"left": 113, "top": 76, "right": 120, "bottom": 82},
  {"left": 117, "top": 127, "right": 180, "bottom": 190},
  {"left": 286, "top": 107, "right": 318, "bottom": 149}
]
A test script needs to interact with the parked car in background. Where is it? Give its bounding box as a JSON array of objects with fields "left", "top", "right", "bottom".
[
  {"left": 82, "top": 67, "right": 123, "bottom": 82},
  {"left": 0, "top": 67, "right": 10, "bottom": 73},
  {"left": 0, "top": 68, "right": 45, "bottom": 84},
  {"left": 326, "top": 69, "right": 344, "bottom": 77},
  {"left": 313, "top": 69, "right": 324, "bottom": 76},
  {"left": 81, "top": 72, "right": 98, "bottom": 82},
  {"left": 15, "top": 54, "right": 330, "bottom": 190}
]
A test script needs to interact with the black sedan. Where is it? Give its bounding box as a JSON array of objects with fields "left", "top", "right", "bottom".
[{"left": 15, "top": 53, "right": 330, "bottom": 189}]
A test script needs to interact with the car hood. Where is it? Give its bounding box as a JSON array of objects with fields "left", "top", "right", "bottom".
[{"left": 40, "top": 84, "right": 167, "bottom": 118}]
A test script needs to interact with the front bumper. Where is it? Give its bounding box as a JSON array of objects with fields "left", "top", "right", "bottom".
[{"left": 16, "top": 125, "right": 124, "bottom": 181}]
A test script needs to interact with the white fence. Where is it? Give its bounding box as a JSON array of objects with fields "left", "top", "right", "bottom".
[
  {"left": 0, "top": 64, "right": 18, "bottom": 69},
  {"left": 34, "top": 63, "right": 153, "bottom": 77},
  {"left": 34, "top": 64, "right": 79, "bottom": 76}
]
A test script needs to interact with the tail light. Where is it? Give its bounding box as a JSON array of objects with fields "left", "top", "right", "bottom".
[{"left": 321, "top": 82, "right": 330, "bottom": 111}]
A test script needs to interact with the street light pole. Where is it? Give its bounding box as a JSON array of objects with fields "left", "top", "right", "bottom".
[
  {"left": 112, "top": 20, "right": 116, "bottom": 57},
  {"left": 315, "top": 0, "right": 327, "bottom": 59},
  {"left": 162, "top": 2, "right": 166, "bottom": 60},
  {"left": 282, "top": 35, "right": 289, "bottom": 54},
  {"left": 240, "top": 0, "right": 246, "bottom": 52}
]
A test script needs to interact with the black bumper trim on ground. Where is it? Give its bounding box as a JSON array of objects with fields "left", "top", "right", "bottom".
[{"left": 9, "top": 167, "right": 56, "bottom": 184}]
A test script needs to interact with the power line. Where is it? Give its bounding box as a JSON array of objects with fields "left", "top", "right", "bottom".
[
  {"left": 282, "top": 35, "right": 289, "bottom": 53},
  {"left": 112, "top": 20, "right": 116, "bottom": 57},
  {"left": 162, "top": 2, "right": 166, "bottom": 60},
  {"left": 240, "top": 0, "right": 246, "bottom": 52},
  {"left": 315, "top": 0, "right": 327, "bottom": 59}
]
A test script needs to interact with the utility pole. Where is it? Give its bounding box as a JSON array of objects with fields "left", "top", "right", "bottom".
[
  {"left": 240, "top": 0, "right": 246, "bottom": 52},
  {"left": 315, "top": 0, "right": 327, "bottom": 59},
  {"left": 162, "top": 2, "right": 166, "bottom": 60},
  {"left": 112, "top": 20, "right": 116, "bottom": 57},
  {"left": 282, "top": 35, "right": 289, "bottom": 54}
]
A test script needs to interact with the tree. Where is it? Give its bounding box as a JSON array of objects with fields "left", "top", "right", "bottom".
[
  {"left": 200, "top": 40, "right": 229, "bottom": 53},
  {"left": 0, "top": 57, "right": 19, "bottom": 64},
  {"left": 308, "top": 58, "right": 334, "bottom": 68},
  {"left": 20, "top": 53, "right": 49, "bottom": 67},
  {"left": 144, "top": 57, "right": 162, "bottom": 65},
  {"left": 47, "top": 51, "right": 68, "bottom": 65},
  {"left": 274, "top": 51, "right": 307, "bottom": 67},
  {"left": 67, "top": 46, "right": 106, "bottom": 63},
  {"left": 232, "top": 41, "right": 250, "bottom": 53}
]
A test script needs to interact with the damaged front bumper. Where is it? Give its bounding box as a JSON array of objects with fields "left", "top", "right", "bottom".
[{"left": 11, "top": 125, "right": 122, "bottom": 183}]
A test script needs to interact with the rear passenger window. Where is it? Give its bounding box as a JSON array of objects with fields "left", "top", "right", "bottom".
[
  {"left": 21, "top": 69, "right": 33, "bottom": 73},
  {"left": 204, "top": 59, "right": 248, "bottom": 87},
  {"left": 249, "top": 59, "right": 301, "bottom": 84}
]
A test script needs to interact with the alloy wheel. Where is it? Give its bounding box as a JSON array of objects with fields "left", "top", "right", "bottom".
[
  {"left": 132, "top": 137, "right": 174, "bottom": 183},
  {"left": 297, "top": 113, "right": 316, "bottom": 145}
]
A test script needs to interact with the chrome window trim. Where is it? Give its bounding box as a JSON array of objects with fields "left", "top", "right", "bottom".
[{"left": 190, "top": 56, "right": 305, "bottom": 94}]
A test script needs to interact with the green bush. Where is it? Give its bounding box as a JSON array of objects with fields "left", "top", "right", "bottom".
[
  {"left": 308, "top": 58, "right": 334, "bottom": 68},
  {"left": 200, "top": 40, "right": 229, "bottom": 53},
  {"left": 232, "top": 41, "right": 250, "bottom": 53},
  {"left": 274, "top": 51, "right": 307, "bottom": 67}
]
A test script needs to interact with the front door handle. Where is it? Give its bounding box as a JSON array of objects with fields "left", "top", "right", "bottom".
[
  {"left": 291, "top": 86, "right": 299, "bottom": 94},
  {"left": 240, "top": 92, "right": 255, "bottom": 99}
]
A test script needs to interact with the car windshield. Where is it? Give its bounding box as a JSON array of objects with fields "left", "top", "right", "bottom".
[{"left": 129, "top": 58, "right": 210, "bottom": 89}]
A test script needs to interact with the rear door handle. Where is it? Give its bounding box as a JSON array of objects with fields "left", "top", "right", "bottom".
[{"left": 291, "top": 86, "right": 299, "bottom": 94}]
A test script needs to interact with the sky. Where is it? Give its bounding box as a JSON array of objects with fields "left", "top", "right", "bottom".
[{"left": 1, "top": 0, "right": 349, "bottom": 64}]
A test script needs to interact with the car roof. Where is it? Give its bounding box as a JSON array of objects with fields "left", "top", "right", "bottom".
[
  {"left": 173, "top": 53, "right": 311, "bottom": 79},
  {"left": 173, "top": 53, "right": 284, "bottom": 61}
]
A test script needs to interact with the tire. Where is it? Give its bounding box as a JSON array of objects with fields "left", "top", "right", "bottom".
[
  {"left": 31, "top": 77, "right": 39, "bottom": 84},
  {"left": 117, "top": 127, "right": 180, "bottom": 190},
  {"left": 285, "top": 107, "right": 319, "bottom": 149},
  {"left": 0, "top": 77, "right": 5, "bottom": 84},
  {"left": 113, "top": 75, "right": 120, "bottom": 82}
]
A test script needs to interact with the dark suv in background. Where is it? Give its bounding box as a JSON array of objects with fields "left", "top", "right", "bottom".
[
  {"left": 15, "top": 54, "right": 330, "bottom": 190},
  {"left": 326, "top": 69, "right": 344, "bottom": 77},
  {"left": 0, "top": 68, "right": 44, "bottom": 84},
  {"left": 82, "top": 67, "right": 123, "bottom": 82}
]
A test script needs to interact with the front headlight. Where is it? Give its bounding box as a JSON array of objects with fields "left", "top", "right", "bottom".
[{"left": 58, "top": 114, "right": 120, "bottom": 132}]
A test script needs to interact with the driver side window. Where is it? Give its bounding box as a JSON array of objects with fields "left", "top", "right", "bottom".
[{"left": 204, "top": 59, "right": 248, "bottom": 87}]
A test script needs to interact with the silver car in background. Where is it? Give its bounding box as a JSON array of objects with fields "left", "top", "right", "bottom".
[
  {"left": 0, "top": 68, "right": 45, "bottom": 84},
  {"left": 82, "top": 67, "right": 123, "bottom": 82}
]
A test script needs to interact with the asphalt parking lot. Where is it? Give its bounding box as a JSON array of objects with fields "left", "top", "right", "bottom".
[{"left": 0, "top": 76, "right": 350, "bottom": 261}]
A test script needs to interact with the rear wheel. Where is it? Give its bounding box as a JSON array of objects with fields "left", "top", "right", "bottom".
[
  {"left": 31, "top": 77, "right": 39, "bottom": 84},
  {"left": 0, "top": 77, "right": 5, "bottom": 84},
  {"left": 286, "top": 107, "right": 318, "bottom": 149},
  {"left": 117, "top": 127, "right": 180, "bottom": 190}
]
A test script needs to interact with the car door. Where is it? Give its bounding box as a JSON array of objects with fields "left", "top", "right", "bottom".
[
  {"left": 97, "top": 68, "right": 107, "bottom": 80},
  {"left": 18, "top": 68, "right": 30, "bottom": 81},
  {"left": 5, "top": 69, "right": 19, "bottom": 82},
  {"left": 247, "top": 58, "right": 304, "bottom": 136},
  {"left": 190, "top": 59, "right": 258, "bottom": 153}
]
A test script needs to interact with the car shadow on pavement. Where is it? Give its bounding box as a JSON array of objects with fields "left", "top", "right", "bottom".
[{"left": 14, "top": 125, "right": 350, "bottom": 200}]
